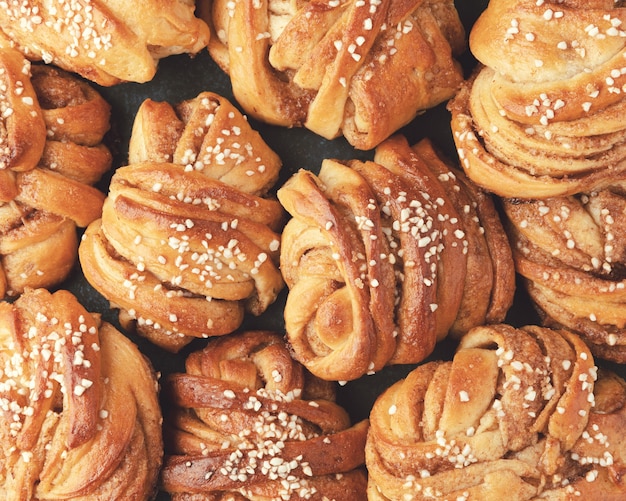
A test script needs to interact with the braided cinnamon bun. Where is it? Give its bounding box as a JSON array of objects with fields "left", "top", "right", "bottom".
[
  {"left": 198, "top": 0, "right": 465, "bottom": 150},
  {"left": 366, "top": 323, "right": 626, "bottom": 500},
  {"left": 277, "top": 135, "right": 514, "bottom": 381},
  {"left": 80, "top": 92, "right": 284, "bottom": 352},
  {"left": 503, "top": 186, "right": 626, "bottom": 363},
  {"left": 0, "top": 0, "right": 210, "bottom": 86},
  {"left": 0, "top": 49, "right": 111, "bottom": 298},
  {"left": 161, "top": 330, "right": 368, "bottom": 500},
  {"left": 449, "top": 0, "right": 626, "bottom": 198},
  {"left": 0, "top": 288, "right": 163, "bottom": 500}
]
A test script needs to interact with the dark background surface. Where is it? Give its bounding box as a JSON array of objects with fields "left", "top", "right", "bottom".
[{"left": 49, "top": 0, "right": 624, "bottom": 498}]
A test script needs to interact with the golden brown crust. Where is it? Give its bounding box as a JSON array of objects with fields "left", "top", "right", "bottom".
[
  {"left": 0, "top": 0, "right": 210, "bottom": 86},
  {"left": 449, "top": 0, "right": 626, "bottom": 198},
  {"left": 161, "top": 330, "right": 368, "bottom": 500},
  {"left": 128, "top": 93, "right": 282, "bottom": 197},
  {"left": 79, "top": 220, "right": 247, "bottom": 352},
  {"left": 0, "top": 49, "right": 46, "bottom": 179},
  {"left": 31, "top": 65, "right": 112, "bottom": 146},
  {"left": 14, "top": 168, "right": 106, "bottom": 228},
  {"left": 470, "top": 0, "right": 626, "bottom": 125},
  {"left": 39, "top": 142, "right": 112, "bottom": 186},
  {"left": 0, "top": 288, "right": 163, "bottom": 500},
  {"left": 503, "top": 187, "right": 626, "bottom": 363},
  {"left": 279, "top": 162, "right": 397, "bottom": 381},
  {"left": 200, "top": 0, "right": 464, "bottom": 150},
  {"left": 80, "top": 93, "right": 284, "bottom": 352},
  {"left": 0, "top": 211, "right": 77, "bottom": 296},
  {"left": 366, "top": 324, "right": 626, "bottom": 500},
  {"left": 0, "top": 49, "right": 111, "bottom": 298},
  {"left": 277, "top": 135, "right": 514, "bottom": 381}
]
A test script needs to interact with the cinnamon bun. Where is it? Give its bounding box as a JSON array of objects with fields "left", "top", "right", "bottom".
[
  {"left": 199, "top": 0, "right": 465, "bottom": 150},
  {"left": 0, "top": 50, "right": 111, "bottom": 298},
  {"left": 161, "top": 330, "right": 368, "bottom": 500},
  {"left": 0, "top": 288, "right": 163, "bottom": 500},
  {"left": 449, "top": 0, "right": 626, "bottom": 198},
  {"left": 0, "top": 0, "right": 210, "bottom": 86},
  {"left": 80, "top": 92, "right": 284, "bottom": 352},
  {"left": 366, "top": 323, "right": 626, "bottom": 500},
  {"left": 278, "top": 135, "right": 514, "bottom": 381},
  {"left": 504, "top": 187, "right": 626, "bottom": 363}
]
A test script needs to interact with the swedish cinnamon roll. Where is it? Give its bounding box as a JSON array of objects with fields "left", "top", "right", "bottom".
[
  {"left": 0, "top": 288, "right": 163, "bottom": 500},
  {"left": 0, "top": 0, "right": 210, "bottom": 86},
  {"left": 161, "top": 330, "right": 368, "bottom": 500},
  {"left": 199, "top": 0, "right": 465, "bottom": 150},
  {"left": 0, "top": 49, "right": 111, "bottom": 298},
  {"left": 366, "top": 324, "right": 626, "bottom": 500},
  {"left": 449, "top": 0, "right": 626, "bottom": 198},
  {"left": 504, "top": 188, "right": 626, "bottom": 363},
  {"left": 277, "top": 135, "right": 514, "bottom": 381},
  {"left": 79, "top": 92, "right": 284, "bottom": 352}
]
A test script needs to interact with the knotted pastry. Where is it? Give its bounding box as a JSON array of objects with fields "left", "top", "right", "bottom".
[
  {"left": 0, "top": 0, "right": 210, "bottom": 86},
  {"left": 0, "top": 288, "right": 163, "bottom": 500},
  {"left": 198, "top": 0, "right": 465, "bottom": 150},
  {"left": 277, "top": 135, "right": 514, "bottom": 381},
  {"left": 366, "top": 323, "right": 626, "bottom": 500},
  {"left": 161, "top": 330, "right": 368, "bottom": 500},
  {"left": 79, "top": 92, "right": 284, "bottom": 352},
  {"left": 503, "top": 188, "right": 626, "bottom": 363},
  {"left": 128, "top": 92, "right": 281, "bottom": 197},
  {"left": 449, "top": 0, "right": 626, "bottom": 198},
  {"left": 0, "top": 49, "right": 111, "bottom": 298}
]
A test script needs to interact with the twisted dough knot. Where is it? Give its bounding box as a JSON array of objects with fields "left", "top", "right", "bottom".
[
  {"left": 0, "top": 48, "right": 111, "bottom": 298},
  {"left": 449, "top": 0, "right": 626, "bottom": 198},
  {"left": 161, "top": 330, "right": 368, "bottom": 500},
  {"left": 128, "top": 92, "right": 282, "bottom": 197},
  {"left": 0, "top": 288, "right": 162, "bottom": 501},
  {"left": 198, "top": 0, "right": 465, "bottom": 150},
  {"left": 504, "top": 187, "right": 626, "bottom": 363},
  {"left": 366, "top": 324, "right": 626, "bottom": 501},
  {"left": 0, "top": 0, "right": 210, "bottom": 85},
  {"left": 79, "top": 92, "right": 285, "bottom": 352},
  {"left": 277, "top": 135, "right": 514, "bottom": 381}
]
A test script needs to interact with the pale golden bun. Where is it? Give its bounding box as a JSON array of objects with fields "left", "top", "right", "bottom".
[{"left": 449, "top": 0, "right": 626, "bottom": 198}]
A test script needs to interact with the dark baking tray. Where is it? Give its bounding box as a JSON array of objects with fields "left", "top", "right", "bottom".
[{"left": 51, "top": 0, "right": 624, "bottom": 498}]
